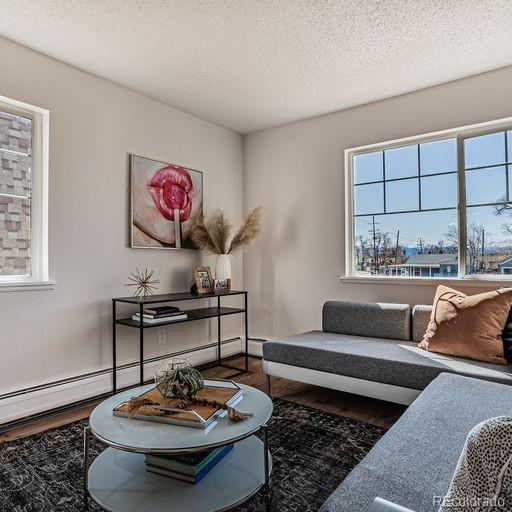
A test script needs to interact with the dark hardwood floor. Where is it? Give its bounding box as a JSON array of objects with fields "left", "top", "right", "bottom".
[{"left": 0, "top": 356, "right": 406, "bottom": 442}]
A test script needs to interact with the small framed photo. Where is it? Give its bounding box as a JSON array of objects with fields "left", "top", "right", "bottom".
[
  {"left": 193, "top": 266, "right": 214, "bottom": 294},
  {"left": 214, "top": 279, "right": 229, "bottom": 293}
]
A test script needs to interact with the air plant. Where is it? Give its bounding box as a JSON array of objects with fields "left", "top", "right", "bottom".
[
  {"left": 190, "top": 206, "right": 263, "bottom": 255},
  {"left": 155, "top": 359, "right": 204, "bottom": 401}
]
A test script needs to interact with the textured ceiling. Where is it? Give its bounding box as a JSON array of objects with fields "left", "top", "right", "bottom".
[{"left": 1, "top": 1, "right": 512, "bottom": 134}]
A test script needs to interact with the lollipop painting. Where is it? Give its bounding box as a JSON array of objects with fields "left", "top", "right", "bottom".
[{"left": 130, "top": 155, "right": 203, "bottom": 249}]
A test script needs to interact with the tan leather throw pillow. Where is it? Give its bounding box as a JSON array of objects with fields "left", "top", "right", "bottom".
[{"left": 418, "top": 285, "right": 512, "bottom": 365}]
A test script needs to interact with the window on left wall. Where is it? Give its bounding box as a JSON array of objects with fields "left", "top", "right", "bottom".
[{"left": 0, "top": 96, "right": 49, "bottom": 288}]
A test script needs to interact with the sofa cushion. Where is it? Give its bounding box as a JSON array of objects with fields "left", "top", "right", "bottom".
[
  {"left": 418, "top": 285, "right": 512, "bottom": 365},
  {"left": 412, "top": 305, "right": 432, "bottom": 343},
  {"left": 322, "top": 301, "right": 411, "bottom": 341},
  {"left": 262, "top": 331, "right": 512, "bottom": 389},
  {"left": 319, "top": 373, "right": 512, "bottom": 512}
]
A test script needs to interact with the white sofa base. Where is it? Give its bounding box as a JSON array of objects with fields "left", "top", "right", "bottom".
[{"left": 262, "top": 360, "right": 421, "bottom": 406}]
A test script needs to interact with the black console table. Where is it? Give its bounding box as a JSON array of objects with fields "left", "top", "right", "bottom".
[{"left": 112, "top": 290, "right": 248, "bottom": 394}]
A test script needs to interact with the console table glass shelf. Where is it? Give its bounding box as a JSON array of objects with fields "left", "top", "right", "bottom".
[{"left": 112, "top": 290, "right": 248, "bottom": 394}]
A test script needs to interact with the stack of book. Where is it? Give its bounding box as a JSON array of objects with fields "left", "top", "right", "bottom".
[
  {"left": 145, "top": 444, "right": 234, "bottom": 483},
  {"left": 132, "top": 305, "right": 187, "bottom": 324}
]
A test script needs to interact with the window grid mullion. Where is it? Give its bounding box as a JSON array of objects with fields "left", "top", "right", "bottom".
[
  {"left": 417, "top": 144, "right": 422, "bottom": 211},
  {"left": 353, "top": 205, "right": 456, "bottom": 218},
  {"left": 0, "top": 192, "right": 30, "bottom": 200},
  {"left": 457, "top": 135, "right": 467, "bottom": 278},
  {"left": 505, "top": 131, "right": 510, "bottom": 203},
  {"left": 354, "top": 169, "right": 456, "bottom": 187},
  {"left": 0, "top": 147, "right": 31, "bottom": 158},
  {"left": 464, "top": 161, "right": 512, "bottom": 171},
  {"left": 382, "top": 151, "right": 386, "bottom": 214},
  {"left": 466, "top": 200, "right": 512, "bottom": 209}
]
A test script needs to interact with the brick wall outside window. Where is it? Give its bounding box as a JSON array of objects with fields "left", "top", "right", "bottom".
[{"left": 0, "top": 112, "right": 32, "bottom": 276}]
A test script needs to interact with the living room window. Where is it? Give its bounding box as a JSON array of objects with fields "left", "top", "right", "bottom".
[
  {"left": 346, "top": 118, "right": 512, "bottom": 280},
  {"left": 0, "top": 96, "right": 49, "bottom": 289}
]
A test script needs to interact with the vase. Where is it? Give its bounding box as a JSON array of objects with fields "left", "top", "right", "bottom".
[{"left": 216, "top": 253, "right": 232, "bottom": 289}]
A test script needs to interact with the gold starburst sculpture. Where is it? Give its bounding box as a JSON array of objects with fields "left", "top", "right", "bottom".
[{"left": 125, "top": 268, "right": 160, "bottom": 298}]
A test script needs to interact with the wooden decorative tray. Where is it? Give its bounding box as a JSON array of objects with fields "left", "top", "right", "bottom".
[{"left": 113, "top": 379, "right": 242, "bottom": 429}]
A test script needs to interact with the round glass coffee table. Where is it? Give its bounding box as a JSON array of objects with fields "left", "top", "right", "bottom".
[{"left": 83, "top": 380, "right": 273, "bottom": 512}]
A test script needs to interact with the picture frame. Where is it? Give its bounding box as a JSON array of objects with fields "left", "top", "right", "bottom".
[
  {"left": 130, "top": 154, "right": 203, "bottom": 249},
  {"left": 214, "top": 279, "right": 229, "bottom": 293},
  {"left": 193, "top": 266, "right": 214, "bottom": 294}
]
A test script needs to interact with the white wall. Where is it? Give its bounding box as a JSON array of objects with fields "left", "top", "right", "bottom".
[
  {"left": 243, "top": 65, "right": 512, "bottom": 340},
  {"left": 2, "top": 33, "right": 512, "bottom": 416},
  {"left": 0, "top": 37, "right": 244, "bottom": 396}
]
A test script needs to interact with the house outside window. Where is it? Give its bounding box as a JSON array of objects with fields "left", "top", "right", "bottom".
[
  {"left": 0, "top": 95, "right": 49, "bottom": 288},
  {"left": 346, "top": 117, "right": 512, "bottom": 280}
]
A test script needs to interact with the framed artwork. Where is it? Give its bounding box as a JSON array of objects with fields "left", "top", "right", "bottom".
[
  {"left": 130, "top": 154, "right": 203, "bottom": 249},
  {"left": 193, "top": 266, "right": 214, "bottom": 294},
  {"left": 214, "top": 279, "right": 229, "bottom": 293}
]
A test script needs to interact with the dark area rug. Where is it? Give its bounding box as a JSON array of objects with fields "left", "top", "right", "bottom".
[{"left": 0, "top": 398, "right": 386, "bottom": 512}]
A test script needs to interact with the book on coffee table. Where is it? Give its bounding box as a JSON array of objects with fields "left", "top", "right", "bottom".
[
  {"left": 113, "top": 379, "right": 243, "bottom": 429},
  {"left": 145, "top": 444, "right": 234, "bottom": 483}
]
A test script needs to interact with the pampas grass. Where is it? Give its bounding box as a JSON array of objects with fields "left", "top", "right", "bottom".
[
  {"left": 189, "top": 215, "right": 218, "bottom": 254},
  {"left": 228, "top": 205, "right": 263, "bottom": 255},
  {"left": 190, "top": 206, "right": 263, "bottom": 255},
  {"left": 208, "top": 210, "right": 232, "bottom": 254}
]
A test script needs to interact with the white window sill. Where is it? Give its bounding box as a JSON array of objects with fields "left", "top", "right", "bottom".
[
  {"left": 0, "top": 280, "right": 57, "bottom": 292},
  {"left": 340, "top": 276, "right": 512, "bottom": 288}
]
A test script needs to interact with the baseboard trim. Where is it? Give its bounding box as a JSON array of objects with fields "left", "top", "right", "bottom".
[
  {"left": 248, "top": 338, "right": 264, "bottom": 357},
  {"left": 0, "top": 338, "right": 244, "bottom": 426},
  {"left": 0, "top": 353, "right": 249, "bottom": 434},
  {"left": 0, "top": 390, "right": 112, "bottom": 434}
]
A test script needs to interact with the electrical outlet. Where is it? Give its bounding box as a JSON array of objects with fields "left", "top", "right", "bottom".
[{"left": 157, "top": 328, "right": 167, "bottom": 344}]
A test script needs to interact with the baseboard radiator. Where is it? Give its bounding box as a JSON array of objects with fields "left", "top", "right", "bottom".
[{"left": 0, "top": 337, "right": 264, "bottom": 427}]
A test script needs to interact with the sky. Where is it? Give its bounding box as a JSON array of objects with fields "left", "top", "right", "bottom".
[{"left": 353, "top": 130, "right": 512, "bottom": 250}]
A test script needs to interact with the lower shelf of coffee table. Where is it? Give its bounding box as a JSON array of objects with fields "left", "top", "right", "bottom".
[{"left": 88, "top": 436, "right": 271, "bottom": 512}]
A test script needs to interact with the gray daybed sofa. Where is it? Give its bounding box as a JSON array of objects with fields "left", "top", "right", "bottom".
[
  {"left": 261, "top": 300, "right": 512, "bottom": 511},
  {"left": 320, "top": 372, "right": 512, "bottom": 512},
  {"left": 262, "top": 300, "right": 512, "bottom": 404}
]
